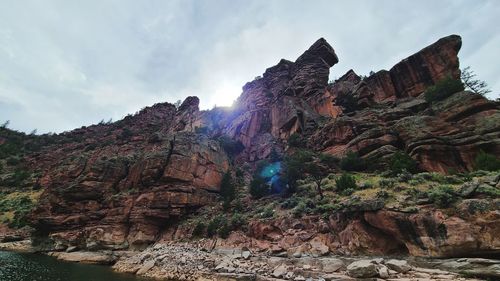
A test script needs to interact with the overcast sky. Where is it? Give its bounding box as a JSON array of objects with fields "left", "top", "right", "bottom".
[{"left": 1, "top": 0, "right": 499, "bottom": 133}]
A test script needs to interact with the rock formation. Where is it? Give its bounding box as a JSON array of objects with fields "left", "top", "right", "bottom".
[{"left": 0, "top": 34, "right": 498, "bottom": 259}]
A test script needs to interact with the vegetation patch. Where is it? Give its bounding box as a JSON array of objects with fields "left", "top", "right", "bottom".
[
  {"left": 0, "top": 191, "right": 40, "bottom": 228},
  {"left": 424, "top": 76, "right": 464, "bottom": 103},
  {"left": 428, "top": 185, "right": 458, "bottom": 208}
]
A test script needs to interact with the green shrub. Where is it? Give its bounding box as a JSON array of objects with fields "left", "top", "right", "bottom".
[
  {"left": 235, "top": 168, "right": 244, "bottom": 179},
  {"left": 206, "top": 215, "right": 225, "bottom": 237},
  {"left": 466, "top": 200, "right": 490, "bottom": 214},
  {"left": 230, "top": 213, "right": 246, "bottom": 229},
  {"left": 390, "top": 151, "right": 418, "bottom": 174},
  {"left": 475, "top": 185, "right": 500, "bottom": 197},
  {"left": 259, "top": 206, "right": 275, "bottom": 219},
  {"left": 474, "top": 150, "right": 500, "bottom": 171},
  {"left": 428, "top": 185, "right": 458, "bottom": 208},
  {"left": 315, "top": 203, "right": 340, "bottom": 214},
  {"left": 424, "top": 76, "right": 464, "bottom": 103},
  {"left": 192, "top": 221, "right": 205, "bottom": 237},
  {"left": 340, "top": 151, "right": 366, "bottom": 171},
  {"left": 379, "top": 178, "right": 396, "bottom": 189},
  {"left": 217, "top": 221, "right": 231, "bottom": 238},
  {"left": 335, "top": 173, "right": 357, "bottom": 195},
  {"left": 292, "top": 201, "right": 312, "bottom": 218},
  {"left": 397, "top": 171, "right": 413, "bottom": 183},
  {"left": 376, "top": 190, "right": 390, "bottom": 199},
  {"left": 5, "top": 169, "right": 30, "bottom": 187},
  {"left": 280, "top": 197, "right": 299, "bottom": 209},
  {"left": 6, "top": 157, "right": 20, "bottom": 166},
  {"left": 443, "top": 175, "right": 463, "bottom": 185},
  {"left": 119, "top": 128, "right": 133, "bottom": 140},
  {"left": 249, "top": 177, "right": 270, "bottom": 199},
  {"left": 220, "top": 171, "right": 235, "bottom": 211},
  {"left": 0, "top": 195, "right": 34, "bottom": 228},
  {"left": 319, "top": 153, "right": 339, "bottom": 167},
  {"left": 341, "top": 188, "right": 354, "bottom": 196},
  {"left": 288, "top": 133, "right": 306, "bottom": 148}
]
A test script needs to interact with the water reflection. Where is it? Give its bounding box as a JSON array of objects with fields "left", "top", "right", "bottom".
[{"left": 0, "top": 251, "right": 147, "bottom": 281}]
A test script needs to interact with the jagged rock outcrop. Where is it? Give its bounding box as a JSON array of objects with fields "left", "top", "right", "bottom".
[{"left": 222, "top": 38, "right": 340, "bottom": 162}]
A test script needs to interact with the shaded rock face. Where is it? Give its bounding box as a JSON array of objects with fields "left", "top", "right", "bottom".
[
  {"left": 29, "top": 104, "right": 229, "bottom": 250},
  {"left": 364, "top": 206, "right": 500, "bottom": 257},
  {"left": 311, "top": 91, "right": 500, "bottom": 172},
  {"left": 354, "top": 35, "right": 462, "bottom": 105},
  {"left": 222, "top": 38, "right": 340, "bottom": 161}
]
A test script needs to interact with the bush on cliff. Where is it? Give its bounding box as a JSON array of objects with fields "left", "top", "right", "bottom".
[
  {"left": 220, "top": 171, "right": 235, "bottom": 211},
  {"left": 389, "top": 151, "right": 418, "bottom": 174},
  {"left": 424, "top": 76, "right": 464, "bottom": 103},
  {"left": 474, "top": 150, "right": 500, "bottom": 171},
  {"left": 206, "top": 215, "right": 224, "bottom": 237},
  {"left": 249, "top": 176, "right": 270, "bottom": 199},
  {"left": 319, "top": 153, "right": 339, "bottom": 168},
  {"left": 340, "top": 151, "right": 366, "bottom": 171},
  {"left": 335, "top": 173, "right": 357, "bottom": 196},
  {"left": 0, "top": 194, "right": 34, "bottom": 228},
  {"left": 192, "top": 221, "right": 205, "bottom": 237},
  {"left": 428, "top": 185, "right": 458, "bottom": 208},
  {"left": 288, "top": 133, "right": 306, "bottom": 148}
]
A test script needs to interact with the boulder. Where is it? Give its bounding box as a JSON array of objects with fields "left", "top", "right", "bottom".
[
  {"left": 386, "top": 259, "right": 411, "bottom": 273},
  {"left": 346, "top": 260, "right": 378, "bottom": 278},
  {"left": 272, "top": 264, "right": 289, "bottom": 278}
]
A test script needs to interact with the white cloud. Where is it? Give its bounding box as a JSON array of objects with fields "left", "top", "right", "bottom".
[{"left": 0, "top": 0, "right": 498, "bottom": 133}]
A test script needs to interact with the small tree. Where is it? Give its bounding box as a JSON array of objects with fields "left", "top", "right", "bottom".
[
  {"left": 474, "top": 150, "right": 500, "bottom": 171},
  {"left": 220, "top": 171, "right": 235, "bottom": 211},
  {"left": 305, "top": 162, "right": 328, "bottom": 199},
  {"left": 461, "top": 66, "right": 491, "bottom": 96},
  {"left": 174, "top": 99, "right": 182, "bottom": 109},
  {"left": 283, "top": 149, "right": 315, "bottom": 195},
  {"left": 1, "top": 120, "right": 9, "bottom": 128}
]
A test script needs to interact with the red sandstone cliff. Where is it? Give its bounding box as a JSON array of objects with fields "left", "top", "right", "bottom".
[{"left": 0, "top": 34, "right": 498, "bottom": 256}]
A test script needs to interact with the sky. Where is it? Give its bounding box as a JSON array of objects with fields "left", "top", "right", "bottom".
[{"left": 1, "top": 0, "right": 499, "bottom": 133}]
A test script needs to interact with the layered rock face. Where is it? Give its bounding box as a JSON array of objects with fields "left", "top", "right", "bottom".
[
  {"left": 309, "top": 35, "right": 499, "bottom": 173},
  {"left": 29, "top": 99, "right": 229, "bottom": 250},
  {"left": 221, "top": 34, "right": 498, "bottom": 173},
  {"left": 355, "top": 35, "right": 462, "bottom": 105},
  {"left": 2, "top": 34, "right": 498, "bottom": 254},
  {"left": 221, "top": 38, "right": 341, "bottom": 162}
]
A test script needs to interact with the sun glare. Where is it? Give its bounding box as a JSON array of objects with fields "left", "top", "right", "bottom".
[{"left": 212, "top": 82, "right": 240, "bottom": 108}]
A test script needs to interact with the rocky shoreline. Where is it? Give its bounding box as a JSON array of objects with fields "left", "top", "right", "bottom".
[{"left": 2, "top": 240, "right": 499, "bottom": 281}]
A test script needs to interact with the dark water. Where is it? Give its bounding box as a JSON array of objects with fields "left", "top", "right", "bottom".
[{"left": 0, "top": 251, "right": 148, "bottom": 281}]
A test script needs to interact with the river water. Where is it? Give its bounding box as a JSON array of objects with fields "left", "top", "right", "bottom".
[{"left": 0, "top": 250, "right": 148, "bottom": 281}]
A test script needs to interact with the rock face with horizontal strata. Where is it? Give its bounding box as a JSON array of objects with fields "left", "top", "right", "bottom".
[
  {"left": 3, "top": 34, "right": 496, "bottom": 254},
  {"left": 30, "top": 101, "right": 229, "bottom": 250}
]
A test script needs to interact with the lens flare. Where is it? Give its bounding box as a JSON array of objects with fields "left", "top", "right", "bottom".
[{"left": 259, "top": 161, "right": 285, "bottom": 193}]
